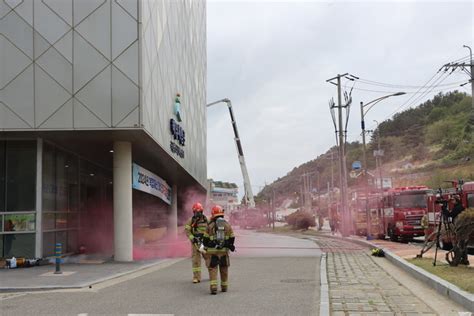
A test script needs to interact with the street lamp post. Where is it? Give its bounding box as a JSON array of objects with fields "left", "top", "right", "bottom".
[{"left": 360, "top": 92, "right": 405, "bottom": 239}]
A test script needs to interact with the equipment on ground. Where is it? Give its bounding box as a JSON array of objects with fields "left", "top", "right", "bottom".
[{"left": 417, "top": 181, "right": 474, "bottom": 266}]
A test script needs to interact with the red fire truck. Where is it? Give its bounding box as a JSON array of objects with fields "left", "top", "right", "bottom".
[
  {"left": 381, "top": 186, "right": 431, "bottom": 241},
  {"left": 352, "top": 194, "right": 383, "bottom": 238}
]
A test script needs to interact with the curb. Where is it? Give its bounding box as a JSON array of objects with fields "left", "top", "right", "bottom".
[
  {"left": 319, "top": 253, "right": 329, "bottom": 316},
  {"left": 0, "top": 258, "right": 184, "bottom": 293},
  {"left": 344, "top": 236, "right": 474, "bottom": 313}
]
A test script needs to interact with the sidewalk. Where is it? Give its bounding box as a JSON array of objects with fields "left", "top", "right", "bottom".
[
  {"left": 313, "top": 237, "right": 443, "bottom": 315},
  {"left": 0, "top": 258, "right": 168, "bottom": 291},
  {"left": 309, "top": 222, "right": 473, "bottom": 313},
  {"left": 348, "top": 235, "right": 473, "bottom": 265}
]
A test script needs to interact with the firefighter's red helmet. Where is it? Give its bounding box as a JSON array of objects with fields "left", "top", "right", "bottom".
[
  {"left": 192, "top": 202, "right": 203, "bottom": 213},
  {"left": 211, "top": 205, "right": 224, "bottom": 218}
]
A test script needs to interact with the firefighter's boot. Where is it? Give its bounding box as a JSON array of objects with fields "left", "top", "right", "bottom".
[{"left": 209, "top": 265, "right": 218, "bottom": 294}]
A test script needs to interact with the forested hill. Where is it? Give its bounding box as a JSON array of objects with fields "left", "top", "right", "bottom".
[{"left": 256, "top": 91, "right": 473, "bottom": 205}]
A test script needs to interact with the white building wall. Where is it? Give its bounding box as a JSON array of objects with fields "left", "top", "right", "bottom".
[
  {"left": 0, "top": 0, "right": 206, "bottom": 187},
  {"left": 140, "top": 1, "right": 207, "bottom": 187},
  {"left": 0, "top": 0, "right": 140, "bottom": 129}
]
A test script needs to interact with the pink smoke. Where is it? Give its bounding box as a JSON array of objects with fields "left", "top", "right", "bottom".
[{"left": 133, "top": 186, "right": 207, "bottom": 260}]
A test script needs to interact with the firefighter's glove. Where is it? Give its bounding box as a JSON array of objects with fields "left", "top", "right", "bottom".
[
  {"left": 192, "top": 237, "right": 199, "bottom": 244},
  {"left": 228, "top": 244, "right": 235, "bottom": 252}
]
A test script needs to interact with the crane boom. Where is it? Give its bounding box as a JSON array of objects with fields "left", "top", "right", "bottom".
[{"left": 207, "top": 98, "right": 255, "bottom": 208}]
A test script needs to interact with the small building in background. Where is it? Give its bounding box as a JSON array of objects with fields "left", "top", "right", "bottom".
[{"left": 208, "top": 179, "right": 240, "bottom": 212}]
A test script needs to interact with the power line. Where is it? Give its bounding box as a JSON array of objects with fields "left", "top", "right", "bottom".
[
  {"left": 399, "top": 71, "right": 453, "bottom": 112},
  {"left": 354, "top": 60, "right": 469, "bottom": 89},
  {"left": 349, "top": 81, "right": 466, "bottom": 94},
  {"left": 354, "top": 79, "right": 467, "bottom": 90},
  {"left": 376, "top": 70, "right": 450, "bottom": 124}
]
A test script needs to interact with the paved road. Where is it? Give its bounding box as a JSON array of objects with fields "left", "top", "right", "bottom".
[{"left": 1, "top": 230, "right": 321, "bottom": 316}]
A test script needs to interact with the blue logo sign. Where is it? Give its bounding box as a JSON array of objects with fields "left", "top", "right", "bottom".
[
  {"left": 170, "top": 119, "right": 185, "bottom": 146},
  {"left": 174, "top": 94, "right": 182, "bottom": 122},
  {"left": 352, "top": 161, "right": 362, "bottom": 170}
]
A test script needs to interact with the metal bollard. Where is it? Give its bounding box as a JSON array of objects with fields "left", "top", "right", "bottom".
[{"left": 54, "top": 242, "right": 62, "bottom": 274}]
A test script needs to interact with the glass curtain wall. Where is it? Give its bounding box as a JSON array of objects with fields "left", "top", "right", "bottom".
[
  {"left": 0, "top": 140, "right": 37, "bottom": 258},
  {"left": 78, "top": 160, "right": 113, "bottom": 255},
  {"left": 42, "top": 143, "right": 112, "bottom": 257},
  {"left": 42, "top": 143, "right": 80, "bottom": 257}
]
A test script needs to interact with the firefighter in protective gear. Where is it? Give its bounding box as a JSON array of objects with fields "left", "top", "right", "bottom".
[
  {"left": 203, "top": 205, "right": 235, "bottom": 295},
  {"left": 184, "top": 202, "right": 208, "bottom": 283}
]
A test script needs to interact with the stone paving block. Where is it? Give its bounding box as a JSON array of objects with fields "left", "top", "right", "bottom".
[
  {"left": 375, "top": 305, "right": 391, "bottom": 312},
  {"left": 317, "top": 238, "right": 437, "bottom": 316}
]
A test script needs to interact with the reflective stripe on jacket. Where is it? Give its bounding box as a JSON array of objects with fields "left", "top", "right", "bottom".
[{"left": 185, "top": 216, "right": 208, "bottom": 241}]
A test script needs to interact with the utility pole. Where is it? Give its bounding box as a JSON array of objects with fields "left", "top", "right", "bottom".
[
  {"left": 441, "top": 45, "right": 473, "bottom": 134},
  {"left": 373, "top": 120, "right": 384, "bottom": 206},
  {"left": 331, "top": 150, "right": 334, "bottom": 192},
  {"left": 327, "top": 73, "right": 354, "bottom": 236},
  {"left": 359, "top": 92, "right": 405, "bottom": 239},
  {"left": 467, "top": 46, "right": 474, "bottom": 128}
]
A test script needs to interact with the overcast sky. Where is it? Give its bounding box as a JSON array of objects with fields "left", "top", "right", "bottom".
[{"left": 206, "top": 0, "right": 473, "bottom": 196}]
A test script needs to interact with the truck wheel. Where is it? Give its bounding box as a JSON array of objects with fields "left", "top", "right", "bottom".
[{"left": 388, "top": 227, "right": 398, "bottom": 242}]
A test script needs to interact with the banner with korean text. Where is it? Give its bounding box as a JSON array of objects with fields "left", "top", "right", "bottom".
[{"left": 132, "top": 163, "right": 172, "bottom": 205}]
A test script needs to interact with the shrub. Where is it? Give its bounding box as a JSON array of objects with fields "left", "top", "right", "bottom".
[
  {"left": 286, "top": 211, "right": 299, "bottom": 227},
  {"left": 286, "top": 210, "right": 315, "bottom": 230}
]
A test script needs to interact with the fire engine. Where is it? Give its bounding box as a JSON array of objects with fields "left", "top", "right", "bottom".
[
  {"left": 351, "top": 194, "right": 384, "bottom": 238},
  {"left": 381, "top": 186, "right": 431, "bottom": 241}
]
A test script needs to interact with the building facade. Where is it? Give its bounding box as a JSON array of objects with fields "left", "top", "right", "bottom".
[
  {"left": 208, "top": 180, "right": 240, "bottom": 212},
  {"left": 0, "top": 0, "right": 206, "bottom": 261}
]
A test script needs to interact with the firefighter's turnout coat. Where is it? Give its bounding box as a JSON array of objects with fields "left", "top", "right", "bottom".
[
  {"left": 184, "top": 214, "right": 208, "bottom": 281},
  {"left": 203, "top": 216, "right": 235, "bottom": 292}
]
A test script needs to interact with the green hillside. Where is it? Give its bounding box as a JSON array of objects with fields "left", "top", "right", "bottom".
[{"left": 256, "top": 91, "right": 473, "bottom": 205}]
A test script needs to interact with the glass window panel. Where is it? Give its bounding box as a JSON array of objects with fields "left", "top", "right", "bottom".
[
  {"left": 468, "top": 193, "right": 474, "bottom": 208},
  {"left": 55, "top": 213, "right": 67, "bottom": 229},
  {"left": 42, "top": 232, "right": 55, "bottom": 257},
  {"left": 0, "top": 141, "right": 5, "bottom": 212},
  {"left": 56, "top": 231, "right": 67, "bottom": 253},
  {"left": 3, "top": 233, "right": 35, "bottom": 258},
  {"left": 67, "top": 230, "right": 77, "bottom": 253},
  {"left": 43, "top": 212, "right": 55, "bottom": 230},
  {"left": 4, "top": 214, "right": 35, "bottom": 232},
  {"left": 56, "top": 150, "right": 68, "bottom": 212},
  {"left": 68, "top": 213, "right": 78, "bottom": 229},
  {"left": 42, "top": 143, "right": 56, "bottom": 213},
  {"left": 6, "top": 141, "right": 36, "bottom": 212},
  {"left": 0, "top": 236, "right": 3, "bottom": 257},
  {"left": 67, "top": 155, "right": 79, "bottom": 213}
]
